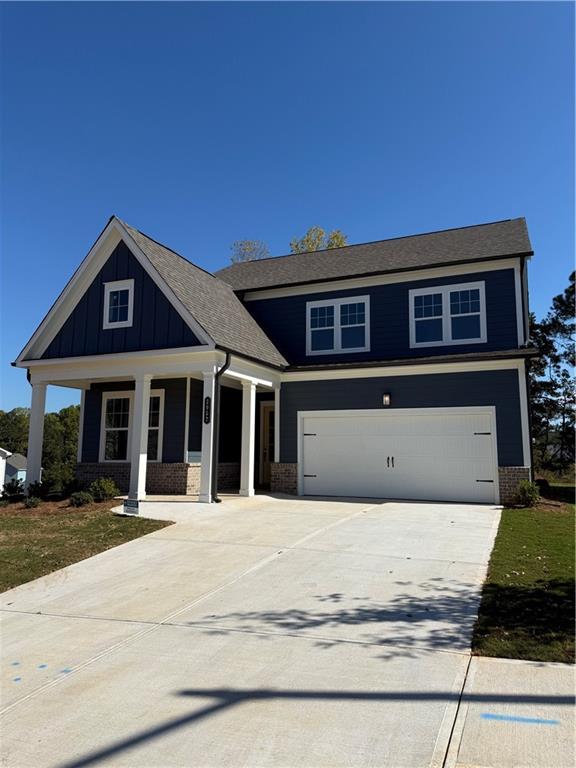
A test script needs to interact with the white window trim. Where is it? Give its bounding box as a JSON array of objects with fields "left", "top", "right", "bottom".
[
  {"left": 99, "top": 389, "right": 164, "bottom": 463},
  {"left": 306, "top": 295, "right": 370, "bottom": 356},
  {"left": 103, "top": 279, "right": 134, "bottom": 330},
  {"left": 409, "top": 281, "right": 487, "bottom": 348}
]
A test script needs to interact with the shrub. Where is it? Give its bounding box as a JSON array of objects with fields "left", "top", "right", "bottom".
[
  {"left": 69, "top": 491, "right": 94, "bottom": 508},
  {"left": 1, "top": 479, "right": 25, "bottom": 502},
  {"left": 27, "top": 481, "right": 48, "bottom": 500},
  {"left": 24, "top": 496, "right": 41, "bottom": 509},
  {"left": 0, "top": 499, "right": 9, "bottom": 508},
  {"left": 89, "top": 477, "right": 120, "bottom": 502},
  {"left": 515, "top": 480, "right": 540, "bottom": 508}
]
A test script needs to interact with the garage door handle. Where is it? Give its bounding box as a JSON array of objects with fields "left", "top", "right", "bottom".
[
  {"left": 387, "top": 456, "right": 390, "bottom": 468},
  {"left": 476, "top": 479, "right": 494, "bottom": 483},
  {"left": 474, "top": 432, "right": 492, "bottom": 435},
  {"left": 304, "top": 474, "right": 317, "bottom": 478},
  {"left": 391, "top": 456, "right": 394, "bottom": 468}
]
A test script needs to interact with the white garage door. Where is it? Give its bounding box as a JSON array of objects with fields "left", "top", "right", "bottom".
[{"left": 300, "top": 408, "right": 498, "bottom": 503}]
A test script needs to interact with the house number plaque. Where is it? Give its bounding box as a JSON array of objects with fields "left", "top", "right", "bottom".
[{"left": 204, "top": 396, "right": 211, "bottom": 424}]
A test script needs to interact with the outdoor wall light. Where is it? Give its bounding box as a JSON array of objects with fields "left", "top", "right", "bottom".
[{"left": 382, "top": 393, "right": 391, "bottom": 406}]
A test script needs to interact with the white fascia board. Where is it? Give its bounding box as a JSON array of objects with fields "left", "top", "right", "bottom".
[
  {"left": 517, "top": 359, "right": 531, "bottom": 467},
  {"left": 281, "top": 357, "right": 524, "bottom": 382},
  {"left": 514, "top": 263, "right": 525, "bottom": 346},
  {"left": 16, "top": 218, "right": 214, "bottom": 364},
  {"left": 224, "top": 355, "right": 281, "bottom": 388},
  {"left": 242, "top": 257, "right": 521, "bottom": 302}
]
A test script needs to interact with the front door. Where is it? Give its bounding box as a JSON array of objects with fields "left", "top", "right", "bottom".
[{"left": 259, "top": 403, "right": 275, "bottom": 486}]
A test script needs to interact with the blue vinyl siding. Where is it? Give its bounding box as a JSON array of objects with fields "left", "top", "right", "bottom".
[
  {"left": 246, "top": 269, "right": 518, "bottom": 365},
  {"left": 43, "top": 241, "right": 200, "bottom": 359},
  {"left": 280, "top": 369, "right": 524, "bottom": 466},
  {"left": 82, "top": 379, "right": 187, "bottom": 463}
]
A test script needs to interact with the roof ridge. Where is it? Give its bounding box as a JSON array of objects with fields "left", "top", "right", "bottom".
[{"left": 218, "top": 217, "right": 523, "bottom": 270}]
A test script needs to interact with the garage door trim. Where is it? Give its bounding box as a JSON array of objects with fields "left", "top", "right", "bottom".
[{"left": 297, "top": 406, "right": 499, "bottom": 503}]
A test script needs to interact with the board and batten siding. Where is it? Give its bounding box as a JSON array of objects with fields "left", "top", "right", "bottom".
[
  {"left": 43, "top": 241, "right": 200, "bottom": 359},
  {"left": 280, "top": 369, "right": 524, "bottom": 466},
  {"left": 246, "top": 268, "right": 518, "bottom": 366}
]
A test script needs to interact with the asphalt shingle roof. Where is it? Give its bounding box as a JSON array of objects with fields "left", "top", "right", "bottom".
[
  {"left": 7, "top": 453, "right": 27, "bottom": 471},
  {"left": 215, "top": 218, "right": 532, "bottom": 292},
  {"left": 121, "top": 221, "right": 287, "bottom": 368}
]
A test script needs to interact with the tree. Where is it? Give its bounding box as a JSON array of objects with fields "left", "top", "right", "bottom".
[
  {"left": 0, "top": 408, "right": 29, "bottom": 454},
  {"left": 41, "top": 405, "right": 79, "bottom": 493},
  {"left": 529, "top": 272, "right": 575, "bottom": 472},
  {"left": 230, "top": 239, "right": 270, "bottom": 263},
  {"left": 290, "top": 226, "right": 348, "bottom": 254}
]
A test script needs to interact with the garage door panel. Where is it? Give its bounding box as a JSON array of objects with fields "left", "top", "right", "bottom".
[{"left": 300, "top": 409, "right": 497, "bottom": 503}]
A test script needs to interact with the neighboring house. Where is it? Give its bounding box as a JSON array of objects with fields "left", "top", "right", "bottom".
[
  {"left": 4, "top": 453, "right": 28, "bottom": 485},
  {"left": 13, "top": 216, "right": 536, "bottom": 505},
  {"left": 0, "top": 447, "right": 12, "bottom": 491}
]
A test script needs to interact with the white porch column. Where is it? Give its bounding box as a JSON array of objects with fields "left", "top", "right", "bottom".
[
  {"left": 240, "top": 381, "right": 256, "bottom": 497},
  {"left": 77, "top": 389, "right": 86, "bottom": 463},
  {"left": 274, "top": 385, "right": 281, "bottom": 463},
  {"left": 199, "top": 371, "right": 216, "bottom": 503},
  {"left": 128, "top": 374, "right": 152, "bottom": 500},
  {"left": 26, "top": 382, "right": 47, "bottom": 488}
]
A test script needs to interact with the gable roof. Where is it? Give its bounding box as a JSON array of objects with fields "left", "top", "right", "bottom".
[
  {"left": 113, "top": 221, "right": 288, "bottom": 368},
  {"left": 7, "top": 453, "right": 27, "bottom": 471},
  {"left": 215, "top": 218, "right": 532, "bottom": 292}
]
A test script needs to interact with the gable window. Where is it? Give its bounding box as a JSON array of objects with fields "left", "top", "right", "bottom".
[
  {"left": 103, "top": 279, "right": 134, "bottom": 330},
  {"left": 306, "top": 296, "right": 370, "bottom": 355},
  {"left": 99, "top": 389, "right": 164, "bottom": 462},
  {"left": 409, "top": 281, "right": 486, "bottom": 348}
]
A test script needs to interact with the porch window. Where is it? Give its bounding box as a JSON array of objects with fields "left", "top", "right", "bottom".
[
  {"left": 99, "top": 389, "right": 164, "bottom": 462},
  {"left": 103, "top": 279, "right": 134, "bottom": 330}
]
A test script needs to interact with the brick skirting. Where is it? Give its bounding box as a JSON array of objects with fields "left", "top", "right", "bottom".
[
  {"left": 498, "top": 466, "right": 531, "bottom": 505},
  {"left": 217, "top": 462, "right": 240, "bottom": 492},
  {"left": 76, "top": 462, "right": 201, "bottom": 496},
  {"left": 270, "top": 463, "right": 298, "bottom": 495}
]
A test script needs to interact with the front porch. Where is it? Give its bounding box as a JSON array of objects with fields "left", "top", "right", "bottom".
[{"left": 24, "top": 350, "right": 281, "bottom": 503}]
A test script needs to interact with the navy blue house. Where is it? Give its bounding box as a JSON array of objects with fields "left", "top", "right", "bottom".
[{"left": 15, "top": 216, "right": 535, "bottom": 504}]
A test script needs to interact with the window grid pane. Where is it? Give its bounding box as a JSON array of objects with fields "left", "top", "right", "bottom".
[
  {"left": 340, "top": 302, "right": 365, "bottom": 327},
  {"left": 108, "top": 289, "right": 130, "bottom": 324},
  {"left": 414, "top": 293, "right": 443, "bottom": 318},
  {"left": 310, "top": 305, "right": 335, "bottom": 329},
  {"left": 450, "top": 289, "right": 480, "bottom": 316}
]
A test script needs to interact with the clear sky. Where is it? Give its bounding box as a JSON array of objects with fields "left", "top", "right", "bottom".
[{"left": 1, "top": 1, "right": 573, "bottom": 412}]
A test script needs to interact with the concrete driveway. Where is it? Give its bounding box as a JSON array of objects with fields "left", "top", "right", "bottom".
[{"left": 1, "top": 495, "right": 501, "bottom": 767}]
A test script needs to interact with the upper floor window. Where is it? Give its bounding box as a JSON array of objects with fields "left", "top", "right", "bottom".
[
  {"left": 409, "top": 281, "right": 486, "bottom": 348},
  {"left": 103, "top": 279, "right": 134, "bottom": 330},
  {"left": 306, "top": 296, "right": 370, "bottom": 355}
]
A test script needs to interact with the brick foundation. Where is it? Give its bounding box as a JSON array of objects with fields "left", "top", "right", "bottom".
[
  {"left": 76, "top": 462, "right": 201, "bottom": 496},
  {"left": 270, "top": 462, "right": 298, "bottom": 495},
  {"left": 498, "top": 466, "right": 531, "bottom": 505},
  {"left": 217, "top": 462, "right": 240, "bottom": 491}
]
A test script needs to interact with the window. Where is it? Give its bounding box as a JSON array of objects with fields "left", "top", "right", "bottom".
[
  {"left": 99, "top": 389, "right": 164, "bottom": 462},
  {"left": 103, "top": 279, "right": 134, "bottom": 329},
  {"left": 409, "top": 282, "right": 486, "bottom": 348},
  {"left": 306, "top": 296, "right": 370, "bottom": 355}
]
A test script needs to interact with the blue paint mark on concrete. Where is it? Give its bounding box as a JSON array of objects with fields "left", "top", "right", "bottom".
[
  {"left": 60, "top": 668, "right": 72, "bottom": 674},
  {"left": 10, "top": 661, "right": 20, "bottom": 666},
  {"left": 481, "top": 713, "right": 560, "bottom": 725},
  {"left": 37, "top": 664, "right": 48, "bottom": 669},
  {"left": 13, "top": 677, "right": 22, "bottom": 683}
]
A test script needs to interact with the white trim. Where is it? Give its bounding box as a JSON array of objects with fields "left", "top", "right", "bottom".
[
  {"left": 16, "top": 217, "right": 214, "bottom": 363},
  {"left": 514, "top": 263, "right": 525, "bottom": 346},
  {"left": 283, "top": 357, "right": 525, "bottom": 382},
  {"left": 274, "top": 385, "right": 280, "bottom": 463},
  {"left": 26, "top": 383, "right": 47, "bottom": 488},
  {"left": 98, "top": 387, "right": 164, "bottom": 463},
  {"left": 129, "top": 375, "right": 152, "bottom": 500},
  {"left": 517, "top": 361, "right": 531, "bottom": 467},
  {"left": 240, "top": 381, "right": 257, "bottom": 496},
  {"left": 409, "top": 281, "right": 487, "bottom": 348},
  {"left": 296, "top": 406, "right": 500, "bottom": 504},
  {"left": 103, "top": 279, "right": 134, "bottom": 330},
  {"left": 306, "top": 295, "right": 370, "bottom": 356},
  {"left": 183, "top": 377, "right": 191, "bottom": 462},
  {"left": 199, "top": 371, "right": 216, "bottom": 503},
  {"left": 242, "top": 257, "right": 521, "bottom": 302},
  {"left": 259, "top": 400, "right": 275, "bottom": 484},
  {"left": 77, "top": 390, "right": 86, "bottom": 463}
]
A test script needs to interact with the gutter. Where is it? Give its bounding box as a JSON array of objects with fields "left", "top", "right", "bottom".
[{"left": 211, "top": 351, "right": 231, "bottom": 503}]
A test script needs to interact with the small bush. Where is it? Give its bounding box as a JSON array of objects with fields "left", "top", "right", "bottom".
[
  {"left": 1, "top": 479, "right": 25, "bottom": 502},
  {"left": 515, "top": 480, "right": 540, "bottom": 508},
  {"left": 27, "top": 481, "right": 48, "bottom": 500},
  {"left": 69, "top": 491, "right": 94, "bottom": 508},
  {"left": 89, "top": 477, "right": 120, "bottom": 502},
  {"left": 24, "top": 496, "right": 41, "bottom": 509},
  {"left": 0, "top": 499, "right": 9, "bottom": 508}
]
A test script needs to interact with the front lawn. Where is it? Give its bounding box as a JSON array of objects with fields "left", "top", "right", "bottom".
[
  {"left": 0, "top": 499, "right": 171, "bottom": 592},
  {"left": 473, "top": 492, "right": 575, "bottom": 664}
]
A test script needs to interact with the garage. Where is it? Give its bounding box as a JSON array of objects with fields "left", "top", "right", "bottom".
[{"left": 299, "top": 407, "right": 498, "bottom": 503}]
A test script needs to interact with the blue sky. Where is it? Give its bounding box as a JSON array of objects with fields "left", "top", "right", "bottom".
[{"left": 1, "top": 1, "right": 573, "bottom": 412}]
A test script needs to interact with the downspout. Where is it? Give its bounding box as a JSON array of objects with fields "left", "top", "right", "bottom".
[
  {"left": 211, "top": 351, "right": 231, "bottom": 503},
  {"left": 525, "top": 359, "right": 535, "bottom": 481}
]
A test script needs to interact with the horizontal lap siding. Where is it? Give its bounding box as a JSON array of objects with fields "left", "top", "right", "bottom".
[
  {"left": 280, "top": 369, "right": 523, "bottom": 466},
  {"left": 82, "top": 379, "right": 186, "bottom": 463},
  {"left": 43, "top": 241, "right": 200, "bottom": 358},
  {"left": 246, "top": 269, "right": 518, "bottom": 366}
]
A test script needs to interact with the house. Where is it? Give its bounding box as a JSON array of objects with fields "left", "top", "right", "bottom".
[
  {"left": 4, "top": 453, "right": 28, "bottom": 485},
  {"left": 13, "top": 216, "right": 536, "bottom": 505},
  {"left": 0, "top": 447, "right": 12, "bottom": 491}
]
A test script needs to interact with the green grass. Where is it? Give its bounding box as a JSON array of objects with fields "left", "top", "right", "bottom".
[
  {"left": 0, "top": 500, "right": 171, "bottom": 592},
  {"left": 473, "top": 495, "right": 575, "bottom": 664}
]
